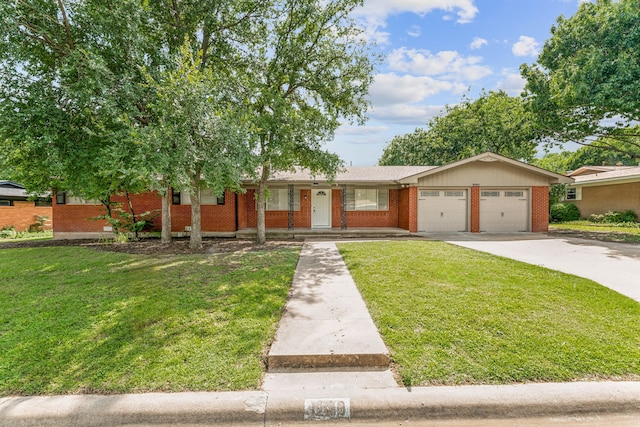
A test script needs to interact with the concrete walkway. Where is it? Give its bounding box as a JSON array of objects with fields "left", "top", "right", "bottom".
[
  {"left": 265, "top": 240, "right": 397, "bottom": 391},
  {"left": 446, "top": 235, "right": 640, "bottom": 302}
]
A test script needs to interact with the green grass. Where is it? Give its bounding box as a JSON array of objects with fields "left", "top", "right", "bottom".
[
  {"left": 550, "top": 221, "right": 640, "bottom": 243},
  {"left": 0, "top": 246, "right": 299, "bottom": 395},
  {"left": 338, "top": 241, "right": 640, "bottom": 386},
  {"left": 0, "top": 229, "right": 53, "bottom": 242}
]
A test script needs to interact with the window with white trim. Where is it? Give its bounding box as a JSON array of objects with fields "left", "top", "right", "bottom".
[
  {"left": 565, "top": 187, "right": 581, "bottom": 201},
  {"left": 177, "top": 189, "right": 225, "bottom": 205},
  {"left": 505, "top": 191, "right": 525, "bottom": 197},
  {"left": 0, "top": 199, "right": 13, "bottom": 206},
  {"left": 345, "top": 188, "right": 389, "bottom": 211},
  {"left": 266, "top": 188, "right": 300, "bottom": 211},
  {"left": 66, "top": 196, "right": 98, "bottom": 205}
]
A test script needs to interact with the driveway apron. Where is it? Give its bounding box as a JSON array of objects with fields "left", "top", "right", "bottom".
[{"left": 447, "top": 236, "right": 640, "bottom": 303}]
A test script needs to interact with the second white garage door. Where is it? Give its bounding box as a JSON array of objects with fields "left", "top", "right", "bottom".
[
  {"left": 480, "top": 189, "right": 528, "bottom": 232},
  {"left": 418, "top": 190, "right": 467, "bottom": 232}
]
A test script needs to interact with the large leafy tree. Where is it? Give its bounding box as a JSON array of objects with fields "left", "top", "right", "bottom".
[
  {"left": 379, "top": 91, "right": 540, "bottom": 166},
  {"left": 241, "top": 0, "right": 376, "bottom": 244},
  {"left": 520, "top": 0, "right": 640, "bottom": 159},
  {"left": 0, "top": 0, "right": 261, "bottom": 246}
]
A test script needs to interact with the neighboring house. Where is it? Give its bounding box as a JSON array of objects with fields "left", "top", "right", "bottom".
[
  {"left": 52, "top": 152, "right": 572, "bottom": 239},
  {"left": 565, "top": 165, "right": 640, "bottom": 218},
  {"left": 0, "top": 180, "right": 52, "bottom": 231}
]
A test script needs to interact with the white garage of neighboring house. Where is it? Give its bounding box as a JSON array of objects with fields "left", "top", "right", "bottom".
[{"left": 402, "top": 152, "right": 573, "bottom": 233}]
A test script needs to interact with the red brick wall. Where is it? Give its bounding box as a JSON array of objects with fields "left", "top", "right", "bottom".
[
  {"left": 171, "top": 190, "right": 236, "bottom": 232},
  {"left": 531, "top": 186, "right": 549, "bottom": 232},
  {"left": 243, "top": 188, "right": 311, "bottom": 229},
  {"left": 471, "top": 186, "right": 480, "bottom": 233},
  {"left": 0, "top": 201, "right": 52, "bottom": 231},
  {"left": 54, "top": 192, "right": 163, "bottom": 233},
  {"left": 398, "top": 187, "right": 410, "bottom": 230},
  {"left": 345, "top": 189, "right": 400, "bottom": 228}
]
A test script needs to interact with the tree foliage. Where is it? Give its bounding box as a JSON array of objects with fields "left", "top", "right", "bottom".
[
  {"left": 241, "top": 0, "right": 376, "bottom": 244},
  {"left": 379, "top": 91, "right": 540, "bottom": 166},
  {"left": 520, "top": 0, "right": 640, "bottom": 159}
]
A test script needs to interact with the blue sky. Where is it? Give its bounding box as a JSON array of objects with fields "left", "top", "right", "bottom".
[{"left": 328, "top": 0, "right": 588, "bottom": 165}]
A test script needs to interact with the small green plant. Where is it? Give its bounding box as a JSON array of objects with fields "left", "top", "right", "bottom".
[
  {"left": 589, "top": 210, "right": 638, "bottom": 224},
  {"left": 550, "top": 203, "right": 581, "bottom": 223},
  {"left": 0, "top": 226, "right": 17, "bottom": 239}
]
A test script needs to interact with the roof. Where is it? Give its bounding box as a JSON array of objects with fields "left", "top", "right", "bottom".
[
  {"left": 570, "top": 167, "right": 640, "bottom": 185},
  {"left": 0, "top": 180, "right": 28, "bottom": 199},
  {"left": 398, "top": 152, "right": 574, "bottom": 184},
  {"left": 567, "top": 166, "right": 638, "bottom": 177},
  {"left": 243, "top": 153, "right": 572, "bottom": 186}
]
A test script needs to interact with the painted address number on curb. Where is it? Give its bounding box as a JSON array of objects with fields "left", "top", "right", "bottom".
[{"left": 304, "top": 398, "right": 351, "bottom": 420}]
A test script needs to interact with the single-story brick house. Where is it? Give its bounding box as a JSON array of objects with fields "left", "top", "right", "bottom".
[
  {"left": 565, "top": 165, "right": 640, "bottom": 218},
  {"left": 0, "top": 180, "right": 52, "bottom": 231},
  {"left": 52, "top": 152, "right": 572, "bottom": 239}
]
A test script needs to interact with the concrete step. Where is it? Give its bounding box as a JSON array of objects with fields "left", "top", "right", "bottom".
[{"left": 262, "top": 369, "right": 398, "bottom": 391}]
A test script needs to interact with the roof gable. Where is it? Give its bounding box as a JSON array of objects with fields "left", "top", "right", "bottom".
[{"left": 399, "top": 152, "right": 573, "bottom": 184}]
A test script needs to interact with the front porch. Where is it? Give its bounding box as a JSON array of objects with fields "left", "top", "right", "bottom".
[{"left": 235, "top": 227, "right": 413, "bottom": 240}]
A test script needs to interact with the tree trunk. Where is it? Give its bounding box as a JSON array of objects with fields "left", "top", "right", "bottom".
[
  {"left": 124, "top": 189, "right": 139, "bottom": 240},
  {"left": 190, "top": 186, "right": 202, "bottom": 249},
  {"left": 161, "top": 187, "right": 172, "bottom": 244},
  {"left": 256, "top": 164, "right": 270, "bottom": 245}
]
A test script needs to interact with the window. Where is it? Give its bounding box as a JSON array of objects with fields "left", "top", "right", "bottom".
[
  {"left": 172, "top": 191, "right": 181, "bottom": 205},
  {"left": 178, "top": 189, "right": 224, "bottom": 205},
  {"left": 35, "top": 198, "right": 52, "bottom": 207},
  {"left": 421, "top": 190, "right": 439, "bottom": 197},
  {"left": 346, "top": 188, "right": 389, "bottom": 211},
  {"left": 505, "top": 191, "right": 524, "bottom": 198},
  {"left": 445, "top": 191, "right": 464, "bottom": 197},
  {"left": 481, "top": 191, "right": 500, "bottom": 197},
  {"left": 56, "top": 192, "right": 66, "bottom": 205},
  {"left": 0, "top": 199, "right": 13, "bottom": 207},
  {"left": 66, "top": 196, "right": 98, "bottom": 205},
  {"left": 266, "top": 188, "right": 300, "bottom": 211},
  {"left": 566, "top": 188, "right": 581, "bottom": 201}
]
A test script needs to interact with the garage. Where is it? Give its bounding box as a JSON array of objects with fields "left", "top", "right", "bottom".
[
  {"left": 479, "top": 189, "right": 528, "bottom": 232},
  {"left": 418, "top": 189, "right": 467, "bottom": 232}
]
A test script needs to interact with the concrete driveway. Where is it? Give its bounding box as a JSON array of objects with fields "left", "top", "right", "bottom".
[{"left": 439, "top": 234, "right": 640, "bottom": 303}]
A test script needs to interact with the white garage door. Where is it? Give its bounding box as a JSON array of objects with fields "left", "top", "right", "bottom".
[
  {"left": 418, "top": 190, "right": 467, "bottom": 232},
  {"left": 480, "top": 189, "right": 528, "bottom": 232}
]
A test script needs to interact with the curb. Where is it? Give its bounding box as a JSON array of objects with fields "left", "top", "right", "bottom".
[{"left": 2, "top": 382, "right": 639, "bottom": 426}]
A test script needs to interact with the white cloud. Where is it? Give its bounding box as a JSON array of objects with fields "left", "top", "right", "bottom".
[
  {"left": 337, "top": 125, "right": 389, "bottom": 135},
  {"left": 512, "top": 36, "right": 540, "bottom": 57},
  {"left": 470, "top": 37, "right": 488, "bottom": 50},
  {"left": 407, "top": 25, "right": 421, "bottom": 37},
  {"left": 387, "top": 48, "right": 492, "bottom": 81},
  {"left": 369, "top": 73, "right": 465, "bottom": 106},
  {"left": 356, "top": 0, "right": 478, "bottom": 24},
  {"left": 368, "top": 104, "right": 445, "bottom": 125},
  {"left": 495, "top": 70, "right": 527, "bottom": 96},
  {"left": 354, "top": 0, "right": 478, "bottom": 44}
]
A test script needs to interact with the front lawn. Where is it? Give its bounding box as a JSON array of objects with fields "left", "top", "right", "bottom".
[
  {"left": 550, "top": 221, "right": 640, "bottom": 243},
  {"left": 0, "top": 245, "right": 299, "bottom": 395},
  {"left": 338, "top": 241, "right": 640, "bottom": 386}
]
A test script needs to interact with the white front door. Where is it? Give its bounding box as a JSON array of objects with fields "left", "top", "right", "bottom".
[{"left": 312, "top": 189, "right": 331, "bottom": 228}]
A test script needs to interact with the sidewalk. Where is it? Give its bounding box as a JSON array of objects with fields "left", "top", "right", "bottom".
[{"left": 1, "top": 240, "right": 639, "bottom": 426}]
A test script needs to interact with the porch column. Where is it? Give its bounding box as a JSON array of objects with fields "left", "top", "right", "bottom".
[
  {"left": 288, "top": 184, "right": 294, "bottom": 231},
  {"left": 341, "top": 184, "right": 347, "bottom": 230}
]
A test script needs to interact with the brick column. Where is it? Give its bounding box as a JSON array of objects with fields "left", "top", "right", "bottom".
[
  {"left": 531, "top": 186, "right": 549, "bottom": 232},
  {"left": 408, "top": 186, "right": 418, "bottom": 232},
  {"left": 471, "top": 186, "right": 480, "bottom": 233}
]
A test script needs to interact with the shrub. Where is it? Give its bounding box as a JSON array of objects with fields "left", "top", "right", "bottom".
[
  {"left": 0, "top": 226, "right": 17, "bottom": 239},
  {"left": 550, "top": 203, "right": 581, "bottom": 223},
  {"left": 589, "top": 210, "right": 638, "bottom": 224}
]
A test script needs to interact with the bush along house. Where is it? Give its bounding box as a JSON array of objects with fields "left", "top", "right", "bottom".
[{"left": 52, "top": 152, "right": 573, "bottom": 239}]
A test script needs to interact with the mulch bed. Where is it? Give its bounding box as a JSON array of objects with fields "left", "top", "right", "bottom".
[{"left": 0, "top": 237, "right": 303, "bottom": 255}]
